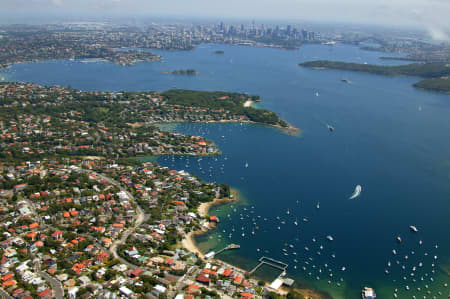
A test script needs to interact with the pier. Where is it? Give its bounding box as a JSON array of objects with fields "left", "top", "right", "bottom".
[
  {"left": 249, "top": 256, "right": 288, "bottom": 275},
  {"left": 205, "top": 244, "right": 240, "bottom": 259}
]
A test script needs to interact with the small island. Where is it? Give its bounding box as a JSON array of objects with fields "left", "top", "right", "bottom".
[
  {"left": 213, "top": 50, "right": 225, "bottom": 54},
  {"left": 170, "top": 69, "right": 199, "bottom": 75},
  {"left": 299, "top": 60, "right": 450, "bottom": 93}
]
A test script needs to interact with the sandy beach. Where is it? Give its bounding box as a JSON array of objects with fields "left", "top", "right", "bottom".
[
  {"left": 182, "top": 231, "right": 206, "bottom": 259},
  {"left": 197, "top": 189, "right": 238, "bottom": 217},
  {"left": 181, "top": 189, "right": 327, "bottom": 298},
  {"left": 243, "top": 100, "right": 254, "bottom": 107},
  {"left": 181, "top": 190, "right": 239, "bottom": 259},
  {"left": 296, "top": 288, "right": 328, "bottom": 299}
]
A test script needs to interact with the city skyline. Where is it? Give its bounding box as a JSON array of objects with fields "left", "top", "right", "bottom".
[{"left": 1, "top": 0, "right": 449, "bottom": 40}]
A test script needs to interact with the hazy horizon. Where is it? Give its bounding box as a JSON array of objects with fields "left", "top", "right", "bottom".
[{"left": 1, "top": 0, "right": 450, "bottom": 40}]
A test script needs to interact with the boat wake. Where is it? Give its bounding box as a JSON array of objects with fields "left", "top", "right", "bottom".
[{"left": 349, "top": 185, "right": 362, "bottom": 199}]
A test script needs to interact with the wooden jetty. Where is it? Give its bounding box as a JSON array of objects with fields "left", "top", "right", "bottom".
[{"left": 205, "top": 244, "right": 240, "bottom": 259}]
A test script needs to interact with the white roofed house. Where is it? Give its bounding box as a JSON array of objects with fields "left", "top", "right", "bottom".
[
  {"left": 119, "top": 286, "right": 134, "bottom": 298},
  {"left": 152, "top": 284, "right": 167, "bottom": 297}
]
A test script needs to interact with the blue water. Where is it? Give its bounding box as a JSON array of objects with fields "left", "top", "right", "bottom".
[{"left": 2, "top": 44, "right": 449, "bottom": 298}]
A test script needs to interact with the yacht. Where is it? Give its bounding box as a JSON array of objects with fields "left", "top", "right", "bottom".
[{"left": 409, "top": 225, "right": 418, "bottom": 232}]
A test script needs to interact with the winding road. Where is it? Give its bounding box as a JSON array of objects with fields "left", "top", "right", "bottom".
[
  {"left": 19, "top": 167, "right": 147, "bottom": 299},
  {"left": 77, "top": 168, "right": 147, "bottom": 269}
]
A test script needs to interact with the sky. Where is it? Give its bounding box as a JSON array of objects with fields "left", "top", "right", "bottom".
[{"left": 2, "top": 0, "right": 450, "bottom": 40}]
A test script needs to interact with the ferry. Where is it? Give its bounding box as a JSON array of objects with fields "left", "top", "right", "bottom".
[{"left": 361, "top": 287, "right": 376, "bottom": 299}]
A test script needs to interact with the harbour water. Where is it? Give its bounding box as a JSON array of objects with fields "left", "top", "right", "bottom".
[{"left": 2, "top": 43, "right": 449, "bottom": 298}]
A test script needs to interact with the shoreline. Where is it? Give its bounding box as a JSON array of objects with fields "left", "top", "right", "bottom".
[
  {"left": 197, "top": 190, "right": 238, "bottom": 217},
  {"left": 0, "top": 55, "right": 161, "bottom": 71},
  {"left": 181, "top": 189, "right": 328, "bottom": 299},
  {"left": 153, "top": 119, "right": 301, "bottom": 136},
  {"left": 182, "top": 190, "right": 239, "bottom": 258},
  {"left": 180, "top": 189, "right": 261, "bottom": 285}
]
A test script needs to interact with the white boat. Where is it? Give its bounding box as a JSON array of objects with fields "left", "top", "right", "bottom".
[
  {"left": 409, "top": 225, "right": 418, "bottom": 232},
  {"left": 245, "top": 162, "right": 248, "bottom": 168},
  {"left": 316, "top": 202, "right": 320, "bottom": 209},
  {"left": 315, "top": 92, "right": 320, "bottom": 97},
  {"left": 349, "top": 185, "right": 362, "bottom": 199},
  {"left": 326, "top": 235, "right": 334, "bottom": 241},
  {"left": 362, "top": 287, "right": 376, "bottom": 299}
]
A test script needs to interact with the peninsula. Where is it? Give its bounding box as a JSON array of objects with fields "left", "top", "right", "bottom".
[
  {"left": 161, "top": 89, "right": 292, "bottom": 128},
  {"left": 0, "top": 82, "right": 292, "bottom": 162},
  {"left": 299, "top": 60, "right": 450, "bottom": 93},
  {"left": 0, "top": 81, "right": 307, "bottom": 299}
]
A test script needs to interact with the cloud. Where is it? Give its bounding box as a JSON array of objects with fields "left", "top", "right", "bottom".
[{"left": 426, "top": 26, "right": 449, "bottom": 41}]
